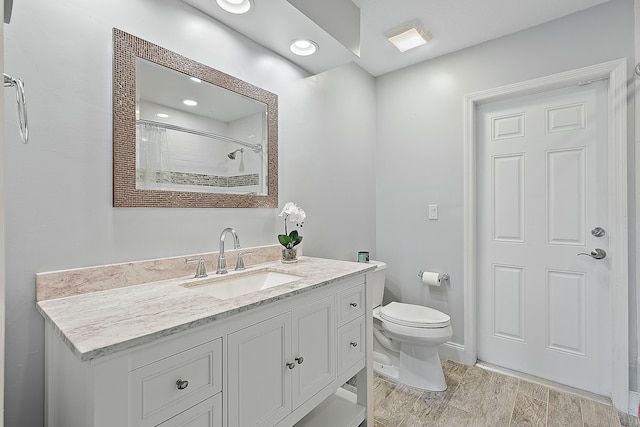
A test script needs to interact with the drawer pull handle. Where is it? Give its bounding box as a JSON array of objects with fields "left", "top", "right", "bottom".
[
  {"left": 350, "top": 341, "right": 358, "bottom": 347},
  {"left": 286, "top": 362, "right": 296, "bottom": 370},
  {"left": 176, "top": 379, "right": 189, "bottom": 390},
  {"left": 295, "top": 356, "right": 304, "bottom": 365},
  {"left": 350, "top": 302, "right": 358, "bottom": 307}
]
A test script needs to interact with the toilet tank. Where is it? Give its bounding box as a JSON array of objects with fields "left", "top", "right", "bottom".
[{"left": 367, "top": 260, "right": 386, "bottom": 308}]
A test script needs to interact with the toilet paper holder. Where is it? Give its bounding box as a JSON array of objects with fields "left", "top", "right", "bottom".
[{"left": 417, "top": 271, "right": 450, "bottom": 282}]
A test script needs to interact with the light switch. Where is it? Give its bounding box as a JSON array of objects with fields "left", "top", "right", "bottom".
[{"left": 428, "top": 204, "right": 438, "bottom": 220}]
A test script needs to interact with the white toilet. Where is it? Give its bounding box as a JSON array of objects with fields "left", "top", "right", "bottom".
[{"left": 369, "top": 261, "right": 453, "bottom": 391}]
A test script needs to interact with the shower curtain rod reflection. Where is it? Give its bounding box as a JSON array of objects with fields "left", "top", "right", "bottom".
[{"left": 137, "top": 119, "right": 262, "bottom": 153}]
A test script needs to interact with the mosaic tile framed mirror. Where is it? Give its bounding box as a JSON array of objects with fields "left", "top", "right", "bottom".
[{"left": 112, "top": 28, "right": 278, "bottom": 208}]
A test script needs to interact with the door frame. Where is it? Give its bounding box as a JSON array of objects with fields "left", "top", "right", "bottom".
[
  {"left": 463, "top": 59, "right": 628, "bottom": 409},
  {"left": 1, "top": 3, "right": 6, "bottom": 424}
]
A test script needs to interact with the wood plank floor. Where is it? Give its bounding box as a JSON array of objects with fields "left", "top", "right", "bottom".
[{"left": 372, "top": 360, "right": 631, "bottom": 427}]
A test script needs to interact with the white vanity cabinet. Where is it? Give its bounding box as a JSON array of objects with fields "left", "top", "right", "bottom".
[
  {"left": 45, "top": 321, "right": 225, "bottom": 427},
  {"left": 43, "top": 272, "right": 372, "bottom": 427},
  {"left": 227, "top": 295, "right": 336, "bottom": 426}
]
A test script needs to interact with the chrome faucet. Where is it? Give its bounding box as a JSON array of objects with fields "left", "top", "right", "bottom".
[
  {"left": 216, "top": 227, "right": 240, "bottom": 274},
  {"left": 186, "top": 257, "right": 207, "bottom": 278},
  {"left": 235, "top": 251, "right": 253, "bottom": 271}
]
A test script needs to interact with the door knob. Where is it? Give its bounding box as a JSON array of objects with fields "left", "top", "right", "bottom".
[{"left": 577, "top": 248, "right": 606, "bottom": 259}]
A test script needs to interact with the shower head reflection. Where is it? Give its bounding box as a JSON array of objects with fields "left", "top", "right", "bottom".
[{"left": 228, "top": 148, "right": 244, "bottom": 160}]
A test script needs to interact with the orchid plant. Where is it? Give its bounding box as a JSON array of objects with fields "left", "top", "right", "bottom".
[{"left": 277, "top": 202, "right": 306, "bottom": 249}]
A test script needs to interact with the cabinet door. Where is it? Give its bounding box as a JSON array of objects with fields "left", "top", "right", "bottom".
[
  {"left": 228, "top": 312, "right": 292, "bottom": 427},
  {"left": 292, "top": 295, "right": 336, "bottom": 408}
]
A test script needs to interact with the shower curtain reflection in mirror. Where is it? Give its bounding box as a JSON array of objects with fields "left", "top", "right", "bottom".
[{"left": 136, "top": 122, "right": 172, "bottom": 190}]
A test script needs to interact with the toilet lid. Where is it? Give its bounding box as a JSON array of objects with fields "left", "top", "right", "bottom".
[{"left": 380, "top": 302, "right": 451, "bottom": 328}]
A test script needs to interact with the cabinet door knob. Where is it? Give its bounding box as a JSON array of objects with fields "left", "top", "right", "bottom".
[
  {"left": 295, "top": 356, "right": 304, "bottom": 365},
  {"left": 350, "top": 302, "right": 358, "bottom": 307},
  {"left": 176, "top": 379, "right": 189, "bottom": 390},
  {"left": 350, "top": 341, "right": 358, "bottom": 347},
  {"left": 286, "top": 362, "right": 296, "bottom": 370}
]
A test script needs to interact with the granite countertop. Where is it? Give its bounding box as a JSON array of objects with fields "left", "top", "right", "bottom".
[{"left": 37, "top": 256, "right": 375, "bottom": 362}]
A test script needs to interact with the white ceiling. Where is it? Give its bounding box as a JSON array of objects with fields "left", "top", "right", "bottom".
[
  {"left": 182, "top": 0, "right": 611, "bottom": 77},
  {"left": 354, "top": 0, "right": 612, "bottom": 76}
]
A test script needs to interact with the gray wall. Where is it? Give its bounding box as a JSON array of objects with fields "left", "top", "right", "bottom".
[
  {"left": 3, "top": 1, "right": 376, "bottom": 425},
  {"left": 376, "top": 0, "right": 635, "bottom": 375},
  {"left": 4, "top": 0, "right": 637, "bottom": 425}
]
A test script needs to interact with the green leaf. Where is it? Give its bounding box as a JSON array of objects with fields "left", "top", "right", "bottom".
[
  {"left": 278, "top": 234, "right": 292, "bottom": 247},
  {"left": 290, "top": 230, "right": 302, "bottom": 245}
]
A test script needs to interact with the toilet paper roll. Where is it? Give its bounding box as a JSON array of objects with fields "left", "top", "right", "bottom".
[{"left": 420, "top": 271, "right": 441, "bottom": 287}]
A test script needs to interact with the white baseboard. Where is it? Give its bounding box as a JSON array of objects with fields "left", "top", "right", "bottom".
[
  {"left": 629, "top": 391, "right": 640, "bottom": 416},
  {"left": 438, "top": 341, "right": 465, "bottom": 364}
]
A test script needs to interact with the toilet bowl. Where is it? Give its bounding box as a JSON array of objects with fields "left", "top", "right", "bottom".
[{"left": 368, "top": 261, "right": 453, "bottom": 391}]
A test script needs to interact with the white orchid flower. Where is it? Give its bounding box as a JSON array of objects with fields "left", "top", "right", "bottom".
[
  {"left": 278, "top": 202, "right": 297, "bottom": 217},
  {"left": 290, "top": 208, "right": 306, "bottom": 224}
]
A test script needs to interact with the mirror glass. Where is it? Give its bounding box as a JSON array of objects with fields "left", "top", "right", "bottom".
[
  {"left": 136, "top": 58, "right": 268, "bottom": 196},
  {"left": 113, "top": 29, "right": 278, "bottom": 208}
]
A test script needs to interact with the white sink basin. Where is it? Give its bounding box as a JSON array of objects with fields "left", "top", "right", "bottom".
[{"left": 183, "top": 270, "right": 304, "bottom": 300}]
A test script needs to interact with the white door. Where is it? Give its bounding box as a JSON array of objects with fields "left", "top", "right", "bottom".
[{"left": 477, "top": 81, "right": 610, "bottom": 395}]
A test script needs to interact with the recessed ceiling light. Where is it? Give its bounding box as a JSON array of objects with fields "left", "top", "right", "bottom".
[
  {"left": 156, "top": 113, "right": 169, "bottom": 118},
  {"left": 183, "top": 99, "right": 198, "bottom": 106},
  {"left": 190, "top": 77, "right": 202, "bottom": 83},
  {"left": 388, "top": 26, "right": 431, "bottom": 53},
  {"left": 216, "top": 0, "right": 253, "bottom": 14},
  {"left": 289, "top": 39, "right": 318, "bottom": 56}
]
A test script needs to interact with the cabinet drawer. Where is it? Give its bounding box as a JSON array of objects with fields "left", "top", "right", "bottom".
[
  {"left": 157, "top": 393, "right": 222, "bottom": 427},
  {"left": 337, "top": 283, "right": 365, "bottom": 326},
  {"left": 337, "top": 316, "right": 365, "bottom": 375},
  {"left": 129, "top": 338, "right": 222, "bottom": 427}
]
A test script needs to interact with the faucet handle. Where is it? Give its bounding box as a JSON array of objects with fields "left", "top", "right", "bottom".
[
  {"left": 235, "top": 251, "right": 253, "bottom": 271},
  {"left": 186, "top": 257, "right": 208, "bottom": 278}
]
